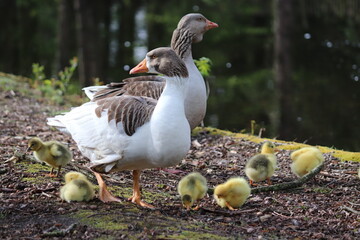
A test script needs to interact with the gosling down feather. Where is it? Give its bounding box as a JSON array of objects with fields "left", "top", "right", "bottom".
[
  {"left": 177, "top": 172, "right": 208, "bottom": 210},
  {"left": 214, "top": 177, "right": 251, "bottom": 210},
  {"left": 27, "top": 137, "right": 72, "bottom": 177},
  {"left": 245, "top": 141, "right": 277, "bottom": 186},
  {"left": 60, "top": 171, "right": 95, "bottom": 202},
  {"left": 290, "top": 147, "right": 324, "bottom": 177}
]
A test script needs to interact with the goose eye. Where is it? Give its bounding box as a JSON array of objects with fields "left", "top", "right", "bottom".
[
  {"left": 198, "top": 17, "right": 203, "bottom": 21},
  {"left": 150, "top": 55, "right": 156, "bottom": 59}
]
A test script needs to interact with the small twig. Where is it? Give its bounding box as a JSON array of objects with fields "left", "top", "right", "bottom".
[
  {"left": 30, "top": 187, "right": 57, "bottom": 194},
  {"left": 3, "top": 156, "right": 18, "bottom": 163},
  {"left": 42, "top": 223, "right": 77, "bottom": 237},
  {"left": 0, "top": 188, "right": 17, "bottom": 193},
  {"left": 341, "top": 206, "right": 360, "bottom": 215},
  {"left": 348, "top": 201, "right": 360, "bottom": 206},
  {"left": 41, "top": 192, "right": 54, "bottom": 198},
  {"left": 272, "top": 211, "right": 293, "bottom": 219},
  {"left": 258, "top": 128, "right": 266, "bottom": 138},
  {"left": 320, "top": 171, "right": 339, "bottom": 178},
  {"left": 3, "top": 152, "right": 29, "bottom": 163}
]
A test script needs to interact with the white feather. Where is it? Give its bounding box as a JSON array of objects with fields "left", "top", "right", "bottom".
[{"left": 82, "top": 86, "right": 108, "bottom": 100}]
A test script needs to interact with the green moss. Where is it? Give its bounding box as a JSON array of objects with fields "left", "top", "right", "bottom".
[
  {"left": 0, "top": 213, "right": 6, "bottom": 220},
  {"left": 17, "top": 161, "right": 59, "bottom": 184},
  {"left": 23, "top": 162, "right": 50, "bottom": 173},
  {"left": 95, "top": 236, "right": 117, "bottom": 240},
  {"left": 75, "top": 210, "right": 128, "bottom": 231},
  {"left": 108, "top": 186, "right": 132, "bottom": 198},
  {"left": 17, "top": 161, "right": 52, "bottom": 175},
  {"left": 313, "top": 187, "right": 332, "bottom": 194},
  {"left": 72, "top": 208, "right": 230, "bottom": 239},
  {"left": 22, "top": 177, "right": 40, "bottom": 183},
  {"left": 332, "top": 151, "right": 360, "bottom": 162}
]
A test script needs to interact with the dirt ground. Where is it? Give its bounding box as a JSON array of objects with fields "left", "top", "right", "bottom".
[{"left": 1, "top": 85, "right": 359, "bottom": 239}]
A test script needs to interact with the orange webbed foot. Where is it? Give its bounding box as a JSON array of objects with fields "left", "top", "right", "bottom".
[
  {"left": 128, "top": 196, "right": 155, "bottom": 209},
  {"left": 94, "top": 172, "right": 121, "bottom": 203}
]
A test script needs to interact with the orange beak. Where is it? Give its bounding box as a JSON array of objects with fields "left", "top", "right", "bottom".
[
  {"left": 205, "top": 19, "right": 219, "bottom": 31},
  {"left": 129, "top": 58, "right": 148, "bottom": 74}
]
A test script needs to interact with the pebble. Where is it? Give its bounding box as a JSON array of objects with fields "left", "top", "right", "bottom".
[
  {"left": 291, "top": 219, "right": 299, "bottom": 226},
  {"left": 246, "top": 227, "right": 255, "bottom": 233},
  {"left": 259, "top": 214, "right": 271, "bottom": 222}
]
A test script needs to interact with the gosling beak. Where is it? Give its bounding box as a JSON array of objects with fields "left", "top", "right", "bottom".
[
  {"left": 129, "top": 58, "right": 148, "bottom": 74},
  {"left": 205, "top": 19, "right": 219, "bottom": 31},
  {"left": 26, "top": 146, "right": 31, "bottom": 152}
]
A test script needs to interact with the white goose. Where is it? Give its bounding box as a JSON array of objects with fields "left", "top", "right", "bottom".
[
  {"left": 48, "top": 48, "right": 190, "bottom": 208},
  {"left": 83, "top": 13, "right": 218, "bottom": 130}
]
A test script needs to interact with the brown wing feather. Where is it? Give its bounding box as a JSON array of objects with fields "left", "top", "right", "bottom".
[
  {"left": 93, "top": 75, "right": 165, "bottom": 101},
  {"left": 95, "top": 96, "right": 156, "bottom": 136}
]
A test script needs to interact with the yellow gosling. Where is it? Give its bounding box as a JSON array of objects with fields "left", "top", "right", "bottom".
[
  {"left": 177, "top": 172, "right": 208, "bottom": 210},
  {"left": 27, "top": 137, "right": 72, "bottom": 177},
  {"left": 214, "top": 177, "right": 251, "bottom": 210},
  {"left": 60, "top": 171, "right": 95, "bottom": 203},
  {"left": 245, "top": 141, "right": 277, "bottom": 186},
  {"left": 290, "top": 147, "right": 324, "bottom": 177}
]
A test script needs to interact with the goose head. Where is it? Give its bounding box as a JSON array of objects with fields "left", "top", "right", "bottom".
[
  {"left": 177, "top": 13, "right": 218, "bottom": 43},
  {"left": 27, "top": 137, "right": 43, "bottom": 151},
  {"left": 130, "top": 47, "right": 188, "bottom": 78},
  {"left": 260, "top": 141, "right": 277, "bottom": 154},
  {"left": 64, "top": 171, "right": 88, "bottom": 183}
]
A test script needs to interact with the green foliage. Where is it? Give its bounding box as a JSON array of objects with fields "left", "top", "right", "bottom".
[
  {"left": 206, "top": 69, "right": 275, "bottom": 134},
  {"left": 194, "top": 57, "right": 212, "bottom": 77},
  {"left": 92, "top": 77, "right": 104, "bottom": 86},
  {"left": 31, "top": 57, "right": 78, "bottom": 104},
  {"left": 58, "top": 57, "right": 78, "bottom": 92}
]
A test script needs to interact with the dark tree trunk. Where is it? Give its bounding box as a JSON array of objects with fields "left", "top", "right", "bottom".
[
  {"left": 56, "top": 0, "right": 73, "bottom": 72},
  {"left": 74, "top": 0, "right": 100, "bottom": 87},
  {"left": 0, "top": 0, "right": 18, "bottom": 74},
  {"left": 274, "top": 0, "right": 295, "bottom": 139},
  {"left": 146, "top": 4, "right": 166, "bottom": 51},
  {"left": 99, "top": 0, "right": 112, "bottom": 83},
  {"left": 114, "top": 0, "right": 140, "bottom": 80}
]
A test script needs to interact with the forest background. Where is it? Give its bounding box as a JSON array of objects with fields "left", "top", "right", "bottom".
[{"left": 0, "top": 0, "right": 359, "bottom": 151}]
